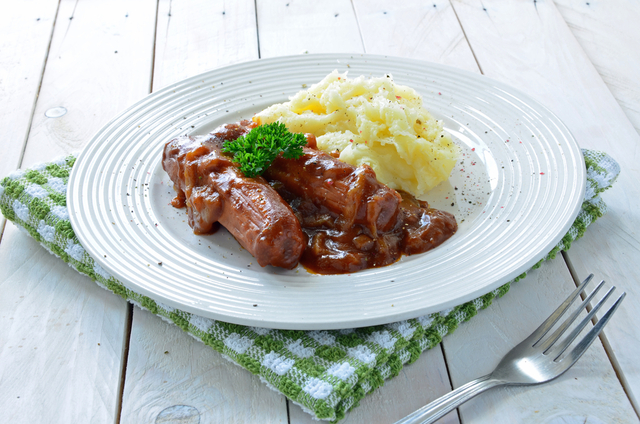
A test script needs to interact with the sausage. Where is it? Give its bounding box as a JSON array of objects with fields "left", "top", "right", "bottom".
[
  {"left": 265, "top": 147, "right": 402, "bottom": 236},
  {"left": 264, "top": 147, "right": 457, "bottom": 274},
  {"left": 162, "top": 121, "right": 305, "bottom": 269},
  {"left": 163, "top": 120, "right": 457, "bottom": 274}
]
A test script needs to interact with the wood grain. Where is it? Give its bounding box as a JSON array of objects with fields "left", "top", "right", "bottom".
[
  {"left": 449, "top": 0, "right": 640, "bottom": 419},
  {"left": 443, "top": 259, "right": 637, "bottom": 423},
  {"left": 555, "top": 0, "right": 640, "bottom": 135},
  {"left": 0, "top": 223, "right": 129, "bottom": 423},
  {"left": 2, "top": 1, "right": 638, "bottom": 423},
  {"left": 0, "top": 0, "right": 157, "bottom": 422},
  {"left": 20, "top": 0, "right": 157, "bottom": 164},
  {"left": 153, "top": 0, "right": 259, "bottom": 90},
  {"left": 119, "top": 308, "right": 288, "bottom": 424},
  {"left": 256, "top": 0, "right": 363, "bottom": 57},
  {"left": 353, "top": 0, "right": 478, "bottom": 73},
  {"left": 0, "top": 0, "right": 58, "bottom": 231}
]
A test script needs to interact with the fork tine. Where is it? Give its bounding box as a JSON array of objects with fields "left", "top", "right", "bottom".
[
  {"left": 557, "top": 292, "right": 626, "bottom": 368},
  {"left": 548, "top": 286, "right": 616, "bottom": 360},
  {"left": 537, "top": 280, "right": 606, "bottom": 352},
  {"left": 529, "top": 274, "right": 594, "bottom": 346}
]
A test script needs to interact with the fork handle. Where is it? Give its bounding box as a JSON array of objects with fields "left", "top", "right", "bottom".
[{"left": 394, "top": 375, "right": 503, "bottom": 424}]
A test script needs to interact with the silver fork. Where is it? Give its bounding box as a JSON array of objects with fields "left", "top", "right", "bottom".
[{"left": 395, "top": 274, "right": 626, "bottom": 424}]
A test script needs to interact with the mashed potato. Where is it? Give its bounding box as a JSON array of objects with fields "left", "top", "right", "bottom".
[{"left": 253, "top": 70, "right": 459, "bottom": 196}]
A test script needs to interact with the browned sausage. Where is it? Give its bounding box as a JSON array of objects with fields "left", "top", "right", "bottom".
[
  {"left": 162, "top": 121, "right": 305, "bottom": 269},
  {"left": 265, "top": 147, "right": 402, "bottom": 236}
]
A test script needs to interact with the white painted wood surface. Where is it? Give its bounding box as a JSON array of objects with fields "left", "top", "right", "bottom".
[
  {"left": 1, "top": 0, "right": 639, "bottom": 423},
  {"left": 547, "top": 7, "right": 640, "bottom": 408},
  {"left": 152, "top": 0, "right": 259, "bottom": 91},
  {"left": 0, "top": 0, "right": 58, "bottom": 231},
  {"left": 120, "top": 308, "right": 288, "bottom": 424},
  {"left": 21, "top": 0, "right": 157, "bottom": 164},
  {"left": 256, "top": 0, "right": 363, "bottom": 57},
  {"left": 0, "top": 0, "right": 58, "bottom": 177},
  {"left": 0, "top": 224, "right": 129, "bottom": 423},
  {"left": 353, "top": 0, "right": 479, "bottom": 73},
  {"left": 0, "top": 0, "right": 156, "bottom": 423},
  {"left": 554, "top": 0, "right": 640, "bottom": 135}
]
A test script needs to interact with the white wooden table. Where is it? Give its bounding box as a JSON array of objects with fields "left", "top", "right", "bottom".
[{"left": 1, "top": 1, "right": 639, "bottom": 423}]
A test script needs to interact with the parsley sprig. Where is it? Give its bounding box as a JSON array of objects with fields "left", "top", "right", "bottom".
[{"left": 222, "top": 122, "right": 307, "bottom": 178}]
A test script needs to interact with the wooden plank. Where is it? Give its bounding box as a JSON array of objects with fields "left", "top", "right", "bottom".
[
  {"left": 118, "top": 1, "right": 289, "bottom": 422},
  {"left": 0, "top": 224, "right": 129, "bottom": 423},
  {"left": 446, "top": 0, "right": 640, "bottom": 419},
  {"left": 563, "top": 224, "right": 640, "bottom": 415},
  {"left": 353, "top": 0, "right": 478, "bottom": 73},
  {"left": 0, "top": 0, "right": 157, "bottom": 422},
  {"left": 20, "top": 0, "right": 157, "bottom": 165},
  {"left": 152, "top": 0, "right": 259, "bottom": 90},
  {"left": 0, "top": 0, "right": 58, "bottom": 230},
  {"left": 554, "top": 0, "right": 640, "bottom": 135},
  {"left": 256, "top": 0, "right": 363, "bottom": 57},
  {"left": 553, "top": 3, "right": 640, "bottom": 404},
  {"left": 443, "top": 259, "right": 637, "bottom": 422},
  {"left": 119, "top": 308, "right": 288, "bottom": 423}
]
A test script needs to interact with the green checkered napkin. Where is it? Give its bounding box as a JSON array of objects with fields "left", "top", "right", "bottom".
[{"left": 0, "top": 150, "right": 619, "bottom": 422}]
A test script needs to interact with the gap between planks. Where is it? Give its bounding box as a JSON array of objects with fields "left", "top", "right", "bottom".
[
  {"left": 438, "top": 342, "right": 462, "bottom": 422},
  {"left": 13, "top": 1, "right": 62, "bottom": 170},
  {"left": 116, "top": 302, "right": 135, "bottom": 424},
  {"left": 420, "top": 2, "right": 480, "bottom": 420},
  {"left": 149, "top": 0, "right": 161, "bottom": 94},
  {"left": 348, "top": 0, "right": 366, "bottom": 55},
  {"left": 254, "top": 0, "right": 262, "bottom": 58},
  {"left": 448, "top": 0, "right": 484, "bottom": 75},
  {"left": 0, "top": 218, "right": 6, "bottom": 245}
]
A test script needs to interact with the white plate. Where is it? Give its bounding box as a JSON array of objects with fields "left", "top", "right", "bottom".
[{"left": 68, "top": 54, "right": 585, "bottom": 330}]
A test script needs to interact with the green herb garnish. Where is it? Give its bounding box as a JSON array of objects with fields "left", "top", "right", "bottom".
[{"left": 222, "top": 122, "right": 307, "bottom": 178}]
